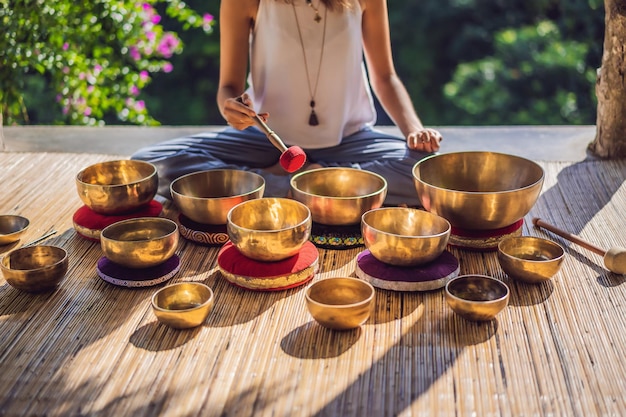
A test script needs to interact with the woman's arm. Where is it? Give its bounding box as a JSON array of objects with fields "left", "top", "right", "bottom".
[
  {"left": 217, "top": 0, "right": 264, "bottom": 129},
  {"left": 361, "top": 0, "right": 441, "bottom": 152}
]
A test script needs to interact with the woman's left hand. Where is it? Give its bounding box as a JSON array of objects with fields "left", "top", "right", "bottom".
[{"left": 406, "top": 128, "right": 443, "bottom": 152}]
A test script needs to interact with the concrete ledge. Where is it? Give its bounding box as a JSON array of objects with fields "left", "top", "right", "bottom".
[{"left": 1, "top": 125, "right": 596, "bottom": 162}]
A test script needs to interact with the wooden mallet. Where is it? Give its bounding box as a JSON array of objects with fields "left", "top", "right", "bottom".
[
  {"left": 237, "top": 97, "right": 306, "bottom": 173},
  {"left": 533, "top": 217, "right": 626, "bottom": 275}
]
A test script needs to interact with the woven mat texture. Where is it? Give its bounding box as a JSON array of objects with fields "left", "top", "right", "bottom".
[{"left": 0, "top": 152, "right": 625, "bottom": 417}]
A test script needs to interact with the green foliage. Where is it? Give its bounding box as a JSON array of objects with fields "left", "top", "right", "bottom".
[
  {"left": 444, "top": 21, "right": 598, "bottom": 125},
  {"left": 0, "top": 0, "right": 214, "bottom": 125}
]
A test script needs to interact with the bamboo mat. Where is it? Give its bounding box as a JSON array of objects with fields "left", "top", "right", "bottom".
[{"left": 0, "top": 152, "right": 625, "bottom": 417}]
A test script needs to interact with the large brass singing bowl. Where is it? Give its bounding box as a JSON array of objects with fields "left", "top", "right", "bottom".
[
  {"left": 290, "top": 168, "right": 387, "bottom": 226},
  {"left": 305, "top": 277, "right": 375, "bottom": 330},
  {"left": 152, "top": 282, "right": 215, "bottom": 329},
  {"left": 171, "top": 169, "right": 265, "bottom": 225},
  {"left": 76, "top": 160, "right": 158, "bottom": 215},
  {"left": 362, "top": 207, "right": 451, "bottom": 267},
  {"left": 100, "top": 217, "right": 179, "bottom": 269},
  {"left": 0, "top": 215, "right": 30, "bottom": 246},
  {"left": 445, "top": 275, "right": 510, "bottom": 321},
  {"left": 413, "top": 152, "right": 544, "bottom": 230},
  {"left": 498, "top": 236, "right": 565, "bottom": 284},
  {"left": 1, "top": 245, "right": 69, "bottom": 292},
  {"left": 227, "top": 198, "right": 312, "bottom": 262}
]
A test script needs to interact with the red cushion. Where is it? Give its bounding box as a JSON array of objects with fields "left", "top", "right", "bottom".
[
  {"left": 73, "top": 200, "right": 163, "bottom": 241},
  {"left": 217, "top": 241, "right": 318, "bottom": 291}
]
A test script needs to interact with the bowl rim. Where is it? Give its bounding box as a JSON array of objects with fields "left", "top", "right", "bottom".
[
  {"left": 76, "top": 159, "right": 158, "bottom": 189},
  {"left": 0, "top": 245, "right": 68, "bottom": 273},
  {"left": 289, "top": 167, "right": 388, "bottom": 200},
  {"left": 226, "top": 197, "right": 312, "bottom": 233},
  {"left": 170, "top": 169, "right": 266, "bottom": 202},
  {"left": 445, "top": 274, "right": 510, "bottom": 305},
  {"left": 497, "top": 236, "right": 565, "bottom": 263},
  {"left": 151, "top": 282, "right": 214, "bottom": 313},
  {"left": 361, "top": 207, "right": 451, "bottom": 239},
  {"left": 0, "top": 215, "right": 30, "bottom": 237},
  {"left": 100, "top": 217, "right": 179, "bottom": 242},
  {"left": 412, "top": 151, "right": 545, "bottom": 196},
  {"left": 305, "top": 277, "right": 375, "bottom": 309}
]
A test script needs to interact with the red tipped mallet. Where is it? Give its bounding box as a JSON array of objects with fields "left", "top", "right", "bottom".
[
  {"left": 237, "top": 98, "right": 307, "bottom": 173},
  {"left": 533, "top": 217, "right": 626, "bottom": 275}
]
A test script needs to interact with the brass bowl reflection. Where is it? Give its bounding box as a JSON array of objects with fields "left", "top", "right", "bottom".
[
  {"left": 498, "top": 236, "right": 565, "bottom": 284},
  {"left": 0, "top": 215, "right": 30, "bottom": 246},
  {"left": 413, "top": 152, "right": 544, "bottom": 230},
  {"left": 0, "top": 245, "right": 69, "bottom": 292},
  {"left": 76, "top": 159, "right": 158, "bottom": 215},
  {"left": 290, "top": 168, "right": 387, "bottom": 226},
  {"left": 171, "top": 169, "right": 265, "bottom": 225},
  {"left": 305, "top": 277, "right": 375, "bottom": 330},
  {"left": 227, "top": 198, "right": 311, "bottom": 262},
  {"left": 362, "top": 207, "right": 451, "bottom": 267},
  {"left": 152, "top": 282, "right": 214, "bottom": 329},
  {"left": 445, "top": 275, "right": 510, "bottom": 321},
  {"left": 100, "top": 217, "right": 179, "bottom": 269}
]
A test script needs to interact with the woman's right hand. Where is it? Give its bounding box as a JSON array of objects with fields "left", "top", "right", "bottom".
[{"left": 222, "top": 94, "right": 269, "bottom": 130}]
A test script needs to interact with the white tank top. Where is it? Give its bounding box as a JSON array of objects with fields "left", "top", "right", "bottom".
[{"left": 245, "top": 0, "right": 376, "bottom": 149}]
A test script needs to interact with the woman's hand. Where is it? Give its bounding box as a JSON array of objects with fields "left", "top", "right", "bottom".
[
  {"left": 222, "top": 94, "right": 269, "bottom": 130},
  {"left": 406, "top": 128, "right": 442, "bottom": 152}
]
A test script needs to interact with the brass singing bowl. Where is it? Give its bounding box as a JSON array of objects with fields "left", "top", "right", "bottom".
[
  {"left": 413, "top": 152, "right": 544, "bottom": 230},
  {"left": 290, "top": 168, "right": 387, "bottom": 226},
  {"left": 361, "top": 208, "right": 451, "bottom": 267},
  {"left": 171, "top": 169, "right": 265, "bottom": 225},
  {"left": 498, "top": 236, "right": 565, "bottom": 284},
  {"left": 76, "top": 159, "right": 158, "bottom": 215},
  {"left": 0, "top": 245, "right": 69, "bottom": 292},
  {"left": 305, "top": 277, "right": 375, "bottom": 330},
  {"left": 100, "top": 217, "right": 179, "bottom": 269},
  {"left": 152, "top": 282, "right": 215, "bottom": 329},
  {"left": 445, "top": 275, "right": 510, "bottom": 321},
  {"left": 0, "top": 215, "right": 30, "bottom": 246},
  {"left": 227, "top": 198, "right": 312, "bottom": 262}
]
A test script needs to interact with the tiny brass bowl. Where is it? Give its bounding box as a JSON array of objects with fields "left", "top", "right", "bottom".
[
  {"left": 361, "top": 207, "right": 451, "bottom": 267},
  {"left": 290, "top": 168, "right": 387, "bottom": 226},
  {"left": 0, "top": 215, "right": 30, "bottom": 246},
  {"left": 101, "top": 217, "right": 179, "bottom": 269},
  {"left": 76, "top": 159, "right": 158, "bottom": 215},
  {"left": 497, "top": 236, "right": 565, "bottom": 284},
  {"left": 445, "top": 275, "right": 510, "bottom": 321},
  {"left": 305, "top": 277, "right": 375, "bottom": 330},
  {"left": 227, "top": 197, "right": 312, "bottom": 262},
  {"left": 0, "top": 245, "right": 69, "bottom": 292},
  {"left": 413, "top": 152, "right": 544, "bottom": 230},
  {"left": 152, "top": 282, "right": 214, "bottom": 329},
  {"left": 171, "top": 169, "right": 265, "bottom": 225}
]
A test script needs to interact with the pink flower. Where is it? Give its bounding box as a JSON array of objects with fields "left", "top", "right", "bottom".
[
  {"left": 129, "top": 46, "right": 141, "bottom": 61},
  {"left": 63, "top": 42, "right": 69, "bottom": 51},
  {"left": 139, "top": 70, "right": 149, "bottom": 82},
  {"left": 94, "top": 64, "right": 103, "bottom": 75},
  {"left": 130, "top": 85, "right": 140, "bottom": 96},
  {"left": 84, "top": 107, "right": 92, "bottom": 116},
  {"left": 135, "top": 100, "right": 146, "bottom": 111},
  {"left": 151, "top": 15, "right": 161, "bottom": 24},
  {"left": 162, "top": 62, "right": 173, "bottom": 73},
  {"left": 157, "top": 33, "right": 180, "bottom": 58}
]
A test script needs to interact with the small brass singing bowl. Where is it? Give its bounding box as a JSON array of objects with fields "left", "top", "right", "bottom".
[
  {"left": 171, "top": 169, "right": 265, "bottom": 225},
  {"left": 445, "top": 275, "right": 510, "bottom": 322},
  {"left": 290, "top": 167, "right": 387, "bottom": 226},
  {"left": 100, "top": 217, "right": 179, "bottom": 269},
  {"left": 0, "top": 215, "right": 30, "bottom": 246},
  {"left": 76, "top": 159, "right": 158, "bottom": 215},
  {"left": 305, "top": 277, "right": 375, "bottom": 330},
  {"left": 227, "top": 197, "right": 312, "bottom": 262},
  {"left": 497, "top": 236, "right": 565, "bottom": 284},
  {"left": 413, "top": 152, "right": 544, "bottom": 230},
  {"left": 0, "top": 245, "right": 69, "bottom": 292},
  {"left": 361, "top": 207, "right": 451, "bottom": 267},
  {"left": 152, "top": 282, "right": 214, "bottom": 329}
]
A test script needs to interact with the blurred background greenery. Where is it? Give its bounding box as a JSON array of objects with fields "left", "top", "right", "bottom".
[{"left": 9, "top": 0, "right": 605, "bottom": 127}]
